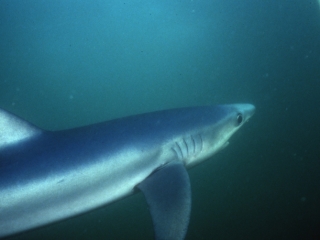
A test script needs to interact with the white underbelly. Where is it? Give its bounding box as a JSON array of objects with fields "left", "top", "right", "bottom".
[{"left": 0, "top": 147, "right": 166, "bottom": 238}]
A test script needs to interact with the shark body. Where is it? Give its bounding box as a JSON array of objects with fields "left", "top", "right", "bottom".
[{"left": 0, "top": 104, "right": 255, "bottom": 239}]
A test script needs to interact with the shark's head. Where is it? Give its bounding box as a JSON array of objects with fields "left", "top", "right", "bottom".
[{"left": 181, "top": 104, "right": 255, "bottom": 168}]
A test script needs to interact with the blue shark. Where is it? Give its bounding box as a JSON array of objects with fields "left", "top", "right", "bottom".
[{"left": 0, "top": 104, "right": 255, "bottom": 239}]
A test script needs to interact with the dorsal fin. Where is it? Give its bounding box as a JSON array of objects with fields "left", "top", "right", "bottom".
[{"left": 0, "top": 108, "right": 42, "bottom": 148}]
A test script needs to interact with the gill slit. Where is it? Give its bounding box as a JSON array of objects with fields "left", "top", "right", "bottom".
[
  {"left": 199, "top": 134, "right": 203, "bottom": 152},
  {"left": 183, "top": 138, "right": 189, "bottom": 156},
  {"left": 174, "top": 142, "right": 183, "bottom": 160},
  {"left": 191, "top": 135, "right": 196, "bottom": 154}
]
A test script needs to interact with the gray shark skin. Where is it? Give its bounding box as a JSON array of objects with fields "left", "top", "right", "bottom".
[{"left": 0, "top": 104, "right": 255, "bottom": 239}]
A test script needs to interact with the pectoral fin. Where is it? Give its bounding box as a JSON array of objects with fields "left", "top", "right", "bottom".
[{"left": 138, "top": 161, "right": 191, "bottom": 240}]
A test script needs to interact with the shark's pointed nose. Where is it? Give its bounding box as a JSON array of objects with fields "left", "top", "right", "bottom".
[
  {"left": 233, "top": 103, "right": 255, "bottom": 119},
  {"left": 243, "top": 104, "right": 255, "bottom": 117}
]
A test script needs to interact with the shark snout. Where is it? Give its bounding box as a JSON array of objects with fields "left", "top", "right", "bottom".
[
  {"left": 232, "top": 103, "right": 255, "bottom": 120},
  {"left": 244, "top": 104, "right": 255, "bottom": 118}
]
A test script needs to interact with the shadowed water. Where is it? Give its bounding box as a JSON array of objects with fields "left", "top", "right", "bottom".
[{"left": 0, "top": 0, "right": 320, "bottom": 239}]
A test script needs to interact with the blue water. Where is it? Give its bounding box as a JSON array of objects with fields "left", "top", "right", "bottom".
[{"left": 1, "top": 0, "right": 320, "bottom": 239}]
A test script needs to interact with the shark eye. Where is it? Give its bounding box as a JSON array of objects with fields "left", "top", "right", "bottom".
[{"left": 236, "top": 113, "right": 243, "bottom": 125}]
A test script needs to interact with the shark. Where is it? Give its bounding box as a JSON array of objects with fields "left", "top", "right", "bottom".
[{"left": 0, "top": 103, "right": 255, "bottom": 239}]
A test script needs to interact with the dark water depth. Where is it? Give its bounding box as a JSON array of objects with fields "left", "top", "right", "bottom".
[{"left": 1, "top": 0, "right": 320, "bottom": 239}]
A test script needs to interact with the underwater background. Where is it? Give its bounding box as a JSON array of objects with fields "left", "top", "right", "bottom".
[{"left": 0, "top": 0, "right": 319, "bottom": 239}]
